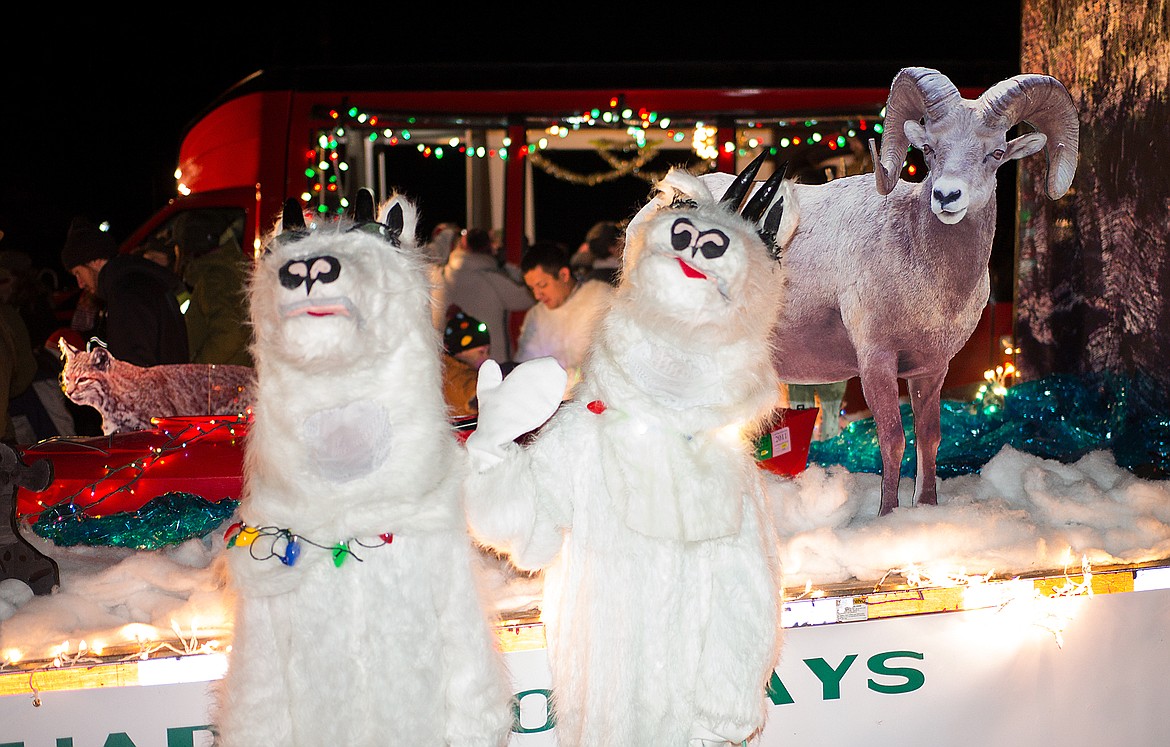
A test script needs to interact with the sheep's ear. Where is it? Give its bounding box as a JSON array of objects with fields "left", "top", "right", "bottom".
[
  {"left": 903, "top": 120, "right": 927, "bottom": 150},
  {"left": 1004, "top": 131, "right": 1047, "bottom": 162}
]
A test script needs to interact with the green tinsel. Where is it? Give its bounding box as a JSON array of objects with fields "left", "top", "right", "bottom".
[
  {"left": 808, "top": 373, "right": 1170, "bottom": 480},
  {"left": 31, "top": 492, "right": 239, "bottom": 550}
]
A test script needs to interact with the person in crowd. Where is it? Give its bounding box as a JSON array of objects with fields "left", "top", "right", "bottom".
[
  {"left": 424, "top": 222, "right": 461, "bottom": 266},
  {"left": 0, "top": 264, "right": 36, "bottom": 444},
  {"left": 581, "top": 220, "right": 625, "bottom": 285},
  {"left": 172, "top": 211, "right": 253, "bottom": 366},
  {"left": 60, "top": 217, "right": 189, "bottom": 367},
  {"left": 441, "top": 308, "right": 492, "bottom": 418},
  {"left": 7, "top": 327, "right": 87, "bottom": 442},
  {"left": 440, "top": 227, "right": 534, "bottom": 365},
  {"left": 424, "top": 222, "right": 462, "bottom": 329},
  {"left": 0, "top": 248, "right": 59, "bottom": 349},
  {"left": 134, "top": 236, "right": 179, "bottom": 271},
  {"left": 515, "top": 240, "right": 614, "bottom": 393},
  {"left": 489, "top": 227, "right": 525, "bottom": 283}
]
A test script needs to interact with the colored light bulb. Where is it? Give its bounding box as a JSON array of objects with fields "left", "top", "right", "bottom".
[{"left": 281, "top": 537, "right": 301, "bottom": 566}]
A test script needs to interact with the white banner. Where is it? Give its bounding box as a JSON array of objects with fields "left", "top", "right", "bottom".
[{"left": 3, "top": 586, "right": 1169, "bottom": 746}]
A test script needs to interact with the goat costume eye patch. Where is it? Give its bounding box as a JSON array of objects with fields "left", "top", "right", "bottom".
[
  {"left": 280, "top": 255, "right": 342, "bottom": 292},
  {"left": 670, "top": 218, "right": 729, "bottom": 259}
]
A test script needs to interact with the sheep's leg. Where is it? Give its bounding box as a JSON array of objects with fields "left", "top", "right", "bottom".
[
  {"left": 857, "top": 353, "right": 904, "bottom": 516},
  {"left": 908, "top": 371, "right": 945, "bottom": 507}
]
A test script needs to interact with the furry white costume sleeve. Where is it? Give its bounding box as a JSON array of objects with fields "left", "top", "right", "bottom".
[
  {"left": 467, "top": 156, "right": 793, "bottom": 745},
  {"left": 213, "top": 192, "right": 514, "bottom": 747}
]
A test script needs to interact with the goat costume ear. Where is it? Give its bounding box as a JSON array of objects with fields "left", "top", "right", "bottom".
[{"left": 376, "top": 194, "right": 419, "bottom": 249}]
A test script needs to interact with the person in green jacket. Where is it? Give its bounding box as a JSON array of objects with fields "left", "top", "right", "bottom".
[{"left": 173, "top": 211, "right": 253, "bottom": 367}]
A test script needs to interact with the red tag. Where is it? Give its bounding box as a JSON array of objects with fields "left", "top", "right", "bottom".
[
  {"left": 379, "top": 533, "right": 394, "bottom": 544},
  {"left": 587, "top": 400, "right": 607, "bottom": 414}
]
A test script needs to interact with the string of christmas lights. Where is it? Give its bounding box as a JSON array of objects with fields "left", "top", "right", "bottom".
[
  {"left": 20, "top": 416, "right": 247, "bottom": 549},
  {"left": 21, "top": 417, "right": 245, "bottom": 523},
  {"left": 224, "top": 520, "right": 395, "bottom": 568},
  {"left": 299, "top": 99, "right": 888, "bottom": 215}
]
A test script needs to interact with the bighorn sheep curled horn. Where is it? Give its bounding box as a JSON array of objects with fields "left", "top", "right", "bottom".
[{"left": 759, "top": 66, "right": 1079, "bottom": 516}]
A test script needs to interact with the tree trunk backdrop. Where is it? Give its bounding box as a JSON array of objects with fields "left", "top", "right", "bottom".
[{"left": 1015, "top": 0, "right": 1170, "bottom": 408}]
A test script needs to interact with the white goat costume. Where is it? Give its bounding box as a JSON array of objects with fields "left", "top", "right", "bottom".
[
  {"left": 466, "top": 162, "right": 790, "bottom": 745},
  {"left": 213, "top": 193, "right": 513, "bottom": 747}
]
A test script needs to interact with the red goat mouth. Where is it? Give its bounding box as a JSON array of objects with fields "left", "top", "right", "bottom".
[
  {"left": 677, "top": 257, "right": 707, "bottom": 280},
  {"left": 280, "top": 297, "right": 357, "bottom": 318}
]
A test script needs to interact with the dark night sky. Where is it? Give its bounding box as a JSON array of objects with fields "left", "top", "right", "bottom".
[{"left": 4, "top": 8, "right": 1021, "bottom": 279}]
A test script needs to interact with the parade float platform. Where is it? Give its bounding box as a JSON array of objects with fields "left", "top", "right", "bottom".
[
  {"left": 4, "top": 559, "right": 1170, "bottom": 746},
  {"left": 5, "top": 389, "right": 1170, "bottom": 746}
]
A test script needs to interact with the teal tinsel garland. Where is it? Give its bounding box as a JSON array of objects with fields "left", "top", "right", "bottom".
[
  {"left": 809, "top": 373, "right": 1170, "bottom": 480},
  {"left": 31, "top": 492, "right": 240, "bottom": 550}
]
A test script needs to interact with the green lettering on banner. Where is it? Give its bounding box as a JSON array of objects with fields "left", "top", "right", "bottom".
[
  {"left": 765, "top": 671, "right": 795, "bottom": 705},
  {"left": 168, "top": 726, "right": 213, "bottom": 747},
  {"left": 102, "top": 735, "right": 137, "bottom": 747},
  {"left": 512, "top": 689, "right": 555, "bottom": 734},
  {"left": 867, "top": 651, "right": 925, "bottom": 694},
  {"left": 804, "top": 655, "right": 858, "bottom": 700}
]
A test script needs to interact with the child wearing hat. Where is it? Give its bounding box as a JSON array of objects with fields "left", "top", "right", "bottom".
[{"left": 442, "top": 308, "right": 491, "bottom": 418}]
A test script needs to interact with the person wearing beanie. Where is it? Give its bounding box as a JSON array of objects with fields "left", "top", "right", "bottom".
[
  {"left": 438, "top": 227, "right": 533, "bottom": 365},
  {"left": 441, "top": 308, "right": 492, "bottom": 418},
  {"left": 60, "top": 217, "right": 189, "bottom": 367}
]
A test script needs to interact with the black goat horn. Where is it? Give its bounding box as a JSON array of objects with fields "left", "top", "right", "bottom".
[
  {"left": 720, "top": 151, "right": 769, "bottom": 209},
  {"left": 353, "top": 188, "right": 376, "bottom": 223},
  {"left": 741, "top": 161, "right": 788, "bottom": 223},
  {"left": 282, "top": 198, "right": 306, "bottom": 232}
]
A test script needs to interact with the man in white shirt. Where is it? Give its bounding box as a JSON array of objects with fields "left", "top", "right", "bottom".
[{"left": 516, "top": 241, "right": 614, "bottom": 392}]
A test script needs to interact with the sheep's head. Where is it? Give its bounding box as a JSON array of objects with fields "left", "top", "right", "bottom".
[
  {"left": 249, "top": 189, "right": 432, "bottom": 372},
  {"left": 871, "top": 67, "right": 1080, "bottom": 224}
]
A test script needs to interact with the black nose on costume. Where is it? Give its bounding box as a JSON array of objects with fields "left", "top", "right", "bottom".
[{"left": 279, "top": 255, "right": 342, "bottom": 293}]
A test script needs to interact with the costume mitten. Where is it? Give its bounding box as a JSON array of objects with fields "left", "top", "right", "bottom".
[{"left": 465, "top": 358, "right": 566, "bottom": 469}]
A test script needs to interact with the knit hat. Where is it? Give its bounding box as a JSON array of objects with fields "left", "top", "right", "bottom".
[
  {"left": 444, "top": 310, "right": 490, "bottom": 356},
  {"left": 61, "top": 217, "right": 118, "bottom": 270}
]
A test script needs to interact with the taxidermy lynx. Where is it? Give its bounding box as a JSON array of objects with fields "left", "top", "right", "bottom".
[{"left": 59, "top": 340, "right": 255, "bottom": 434}]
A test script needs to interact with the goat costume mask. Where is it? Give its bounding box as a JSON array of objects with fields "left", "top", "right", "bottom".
[
  {"left": 465, "top": 156, "right": 791, "bottom": 745},
  {"left": 767, "top": 67, "right": 1079, "bottom": 516},
  {"left": 213, "top": 191, "right": 513, "bottom": 747}
]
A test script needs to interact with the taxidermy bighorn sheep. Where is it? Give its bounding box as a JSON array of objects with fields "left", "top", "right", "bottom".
[{"left": 770, "top": 67, "right": 1079, "bottom": 516}]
